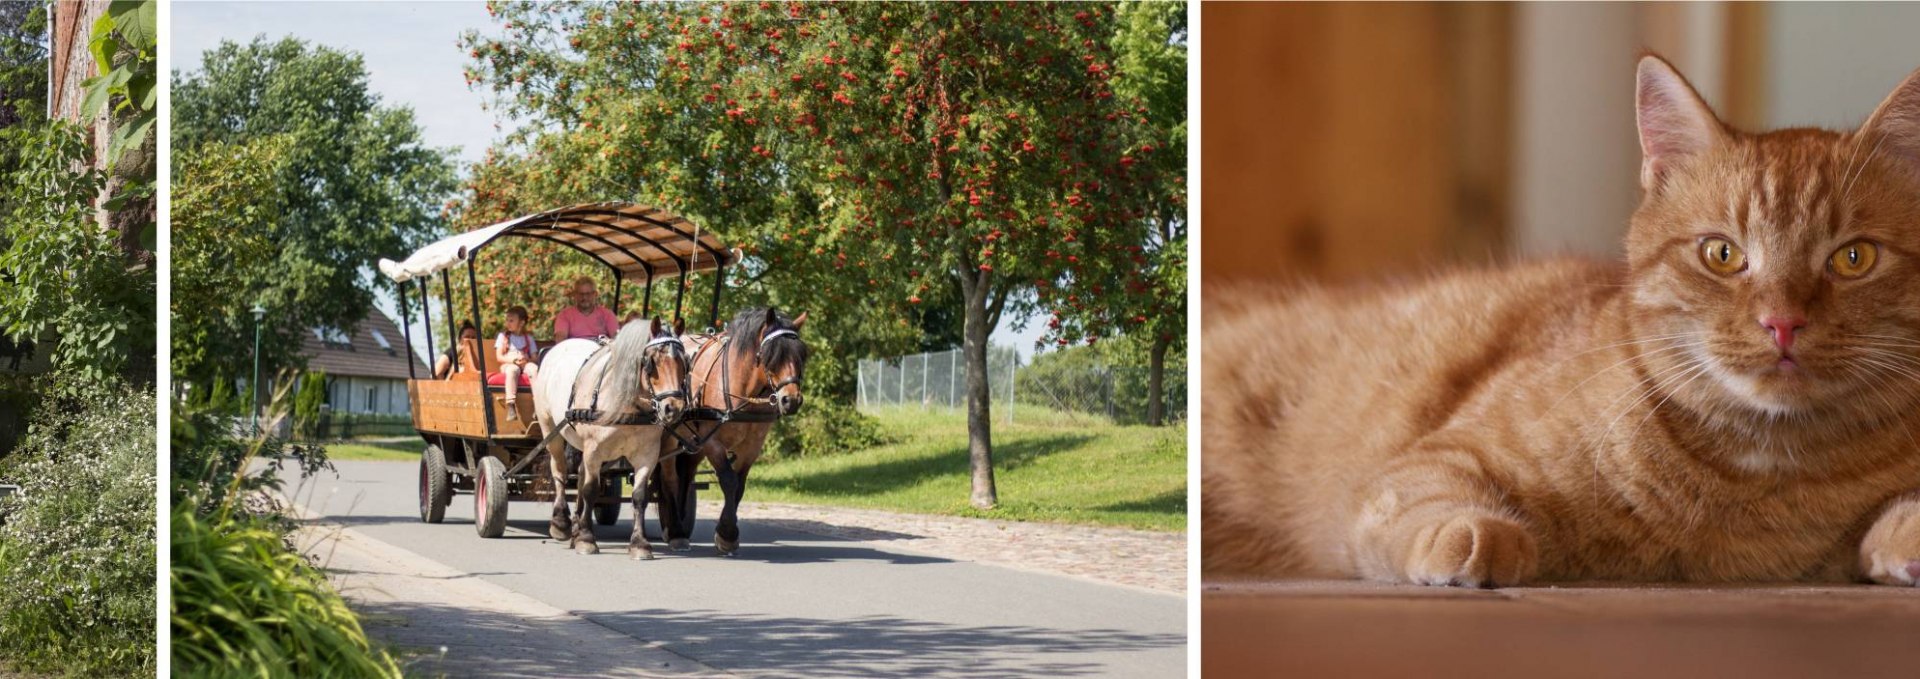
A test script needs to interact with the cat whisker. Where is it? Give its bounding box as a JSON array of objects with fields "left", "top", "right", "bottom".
[{"left": 1545, "top": 340, "right": 1709, "bottom": 414}]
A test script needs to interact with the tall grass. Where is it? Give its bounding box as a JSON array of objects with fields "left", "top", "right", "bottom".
[
  {"left": 169, "top": 403, "right": 402, "bottom": 678},
  {"left": 169, "top": 502, "right": 401, "bottom": 678},
  {"left": 0, "top": 386, "right": 156, "bottom": 677}
]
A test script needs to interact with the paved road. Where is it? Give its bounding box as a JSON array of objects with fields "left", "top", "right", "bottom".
[{"left": 289, "top": 461, "right": 1187, "bottom": 678}]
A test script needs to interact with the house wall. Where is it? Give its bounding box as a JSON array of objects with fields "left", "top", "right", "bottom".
[{"left": 322, "top": 376, "right": 411, "bottom": 416}]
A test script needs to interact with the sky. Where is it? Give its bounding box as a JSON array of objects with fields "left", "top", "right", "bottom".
[{"left": 172, "top": 1, "right": 1049, "bottom": 364}]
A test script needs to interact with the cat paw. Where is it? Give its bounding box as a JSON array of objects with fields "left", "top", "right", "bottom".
[
  {"left": 1860, "top": 498, "right": 1920, "bottom": 587},
  {"left": 1407, "top": 514, "right": 1538, "bottom": 588}
]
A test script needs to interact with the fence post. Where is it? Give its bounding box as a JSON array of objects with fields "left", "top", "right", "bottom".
[
  {"left": 949, "top": 350, "right": 958, "bottom": 409},
  {"left": 1006, "top": 352, "right": 1015, "bottom": 426},
  {"left": 857, "top": 361, "right": 866, "bottom": 409},
  {"left": 899, "top": 357, "right": 907, "bottom": 406}
]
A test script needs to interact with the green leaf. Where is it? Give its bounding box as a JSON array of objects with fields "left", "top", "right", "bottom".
[{"left": 107, "top": 0, "right": 155, "bottom": 50}]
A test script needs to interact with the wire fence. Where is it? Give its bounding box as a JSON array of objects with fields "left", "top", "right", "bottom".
[{"left": 856, "top": 345, "right": 1186, "bottom": 425}]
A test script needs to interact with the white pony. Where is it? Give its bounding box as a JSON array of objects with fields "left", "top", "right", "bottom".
[{"left": 531, "top": 318, "right": 688, "bottom": 559}]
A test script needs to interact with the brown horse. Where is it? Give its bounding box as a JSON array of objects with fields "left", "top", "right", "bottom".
[
  {"left": 658, "top": 307, "right": 808, "bottom": 555},
  {"left": 532, "top": 318, "right": 690, "bottom": 559}
]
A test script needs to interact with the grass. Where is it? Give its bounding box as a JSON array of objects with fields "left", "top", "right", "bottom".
[
  {"left": 750, "top": 405, "right": 1186, "bottom": 532},
  {"left": 320, "top": 439, "right": 420, "bottom": 462}
]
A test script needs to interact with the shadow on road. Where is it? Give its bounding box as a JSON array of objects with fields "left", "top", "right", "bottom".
[
  {"left": 358, "top": 600, "right": 1184, "bottom": 678},
  {"left": 300, "top": 515, "right": 956, "bottom": 567}
]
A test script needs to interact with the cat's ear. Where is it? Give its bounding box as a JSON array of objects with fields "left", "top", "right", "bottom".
[
  {"left": 1636, "top": 54, "right": 1726, "bottom": 191},
  {"left": 1856, "top": 66, "right": 1920, "bottom": 171}
]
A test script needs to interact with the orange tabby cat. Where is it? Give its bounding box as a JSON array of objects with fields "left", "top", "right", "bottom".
[{"left": 1203, "top": 55, "right": 1920, "bottom": 587}]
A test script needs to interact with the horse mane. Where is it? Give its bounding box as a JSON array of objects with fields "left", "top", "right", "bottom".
[
  {"left": 726, "top": 307, "right": 808, "bottom": 370},
  {"left": 593, "top": 319, "right": 671, "bottom": 425}
]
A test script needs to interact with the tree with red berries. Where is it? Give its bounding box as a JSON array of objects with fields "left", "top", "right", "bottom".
[{"left": 464, "top": 1, "right": 1183, "bottom": 508}]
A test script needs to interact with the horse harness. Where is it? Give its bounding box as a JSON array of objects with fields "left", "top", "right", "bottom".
[{"left": 563, "top": 334, "right": 688, "bottom": 426}]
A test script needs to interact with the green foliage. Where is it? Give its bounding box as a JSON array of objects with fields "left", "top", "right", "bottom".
[
  {"left": 169, "top": 136, "right": 291, "bottom": 384},
  {"left": 0, "top": 1, "right": 46, "bottom": 129},
  {"left": 766, "top": 402, "right": 888, "bottom": 459},
  {"left": 458, "top": 1, "right": 1187, "bottom": 400},
  {"left": 1016, "top": 333, "right": 1185, "bottom": 425},
  {"left": 293, "top": 371, "right": 327, "bottom": 439},
  {"left": 170, "top": 503, "right": 401, "bottom": 678},
  {"left": 0, "top": 386, "right": 156, "bottom": 677},
  {"left": 172, "top": 37, "right": 457, "bottom": 381},
  {"left": 0, "top": 120, "right": 154, "bottom": 384},
  {"left": 171, "top": 397, "right": 391, "bottom": 677},
  {"left": 81, "top": 0, "right": 157, "bottom": 170}
]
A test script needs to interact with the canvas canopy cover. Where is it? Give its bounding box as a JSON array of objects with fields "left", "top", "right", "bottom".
[{"left": 378, "top": 202, "right": 732, "bottom": 284}]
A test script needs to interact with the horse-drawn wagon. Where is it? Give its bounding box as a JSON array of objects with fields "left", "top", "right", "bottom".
[{"left": 378, "top": 203, "right": 807, "bottom": 558}]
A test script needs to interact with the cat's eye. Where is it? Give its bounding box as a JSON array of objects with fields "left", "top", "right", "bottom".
[
  {"left": 1699, "top": 237, "right": 1746, "bottom": 275},
  {"left": 1830, "top": 241, "right": 1879, "bottom": 278}
]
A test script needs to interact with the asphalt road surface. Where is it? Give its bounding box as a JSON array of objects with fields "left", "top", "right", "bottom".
[{"left": 290, "top": 461, "right": 1187, "bottom": 678}]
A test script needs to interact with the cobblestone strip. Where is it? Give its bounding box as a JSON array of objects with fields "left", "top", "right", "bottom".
[{"left": 719, "top": 500, "right": 1186, "bottom": 595}]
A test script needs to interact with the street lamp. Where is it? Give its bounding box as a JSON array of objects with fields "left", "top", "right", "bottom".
[{"left": 251, "top": 303, "right": 266, "bottom": 436}]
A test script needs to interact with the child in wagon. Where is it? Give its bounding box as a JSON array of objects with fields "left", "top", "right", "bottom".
[{"left": 495, "top": 306, "right": 540, "bottom": 419}]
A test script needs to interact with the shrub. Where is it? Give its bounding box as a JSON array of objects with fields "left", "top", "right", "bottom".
[
  {"left": 170, "top": 502, "right": 401, "bottom": 678},
  {"left": 170, "top": 399, "right": 396, "bottom": 677},
  {"left": 1015, "top": 334, "right": 1187, "bottom": 425},
  {"left": 766, "top": 401, "right": 887, "bottom": 459},
  {"left": 0, "top": 385, "right": 156, "bottom": 677},
  {"left": 293, "top": 370, "right": 327, "bottom": 438}
]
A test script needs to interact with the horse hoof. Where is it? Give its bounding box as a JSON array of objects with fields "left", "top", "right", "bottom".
[
  {"left": 629, "top": 546, "right": 655, "bottom": 561},
  {"left": 669, "top": 538, "right": 691, "bottom": 552},
  {"left": 715, "top": 534, "right": 739, "bottom": 555},
  {"left": 575, "top": 541, "right": 600, "bottom": 555},
  {"left": 549, "top": 526, "right": 569, "bottom": 541}
]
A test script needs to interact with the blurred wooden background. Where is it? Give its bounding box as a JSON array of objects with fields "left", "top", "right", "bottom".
[
  {"left": 1195, "top": 3, "right": 1902, "bottom": 285},
  {"left": 1202, "top": 3, "right": 1512, "bottom": 283}
]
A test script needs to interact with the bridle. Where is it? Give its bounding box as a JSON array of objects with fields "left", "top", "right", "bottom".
[
  {"left": 639, "top": 334, "right": 690, "bottom": 404},
  {"left": 712, "top": 325, "right": 805, "bottom": 411},
  {"left": 757, "top": 329, "right": 805, "bottom": 394}
]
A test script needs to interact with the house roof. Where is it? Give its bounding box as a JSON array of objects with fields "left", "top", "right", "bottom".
[{"left": 301, "top": 307, "right": 426, "bottom": 380}]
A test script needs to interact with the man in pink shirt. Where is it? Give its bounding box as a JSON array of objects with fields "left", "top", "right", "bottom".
[{"left": 553, "top": 276, "right": 622, "bottom": 341}]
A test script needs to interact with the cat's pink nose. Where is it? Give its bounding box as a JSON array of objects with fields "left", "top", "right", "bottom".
[{"left": 1759, "top": 315, "right": 1806, "bottom": 353}]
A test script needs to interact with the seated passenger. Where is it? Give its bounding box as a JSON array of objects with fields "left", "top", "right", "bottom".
[
  {"left": 495, "top": 306, "right": 539, "bottom": 420},
  {"left": 433, "top": 322, "right": 480, "bottom": 379},
  {"left": 553, "top": 276, "right": 621, "bottom": 341}
]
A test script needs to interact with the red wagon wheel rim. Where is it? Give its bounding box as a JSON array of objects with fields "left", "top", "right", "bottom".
[{"left": 476, "top": 468, "right": 488, "bottom": 514}]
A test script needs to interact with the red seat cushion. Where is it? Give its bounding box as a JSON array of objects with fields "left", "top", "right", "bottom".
[{"left": 485, "top": 372, "right": 531, "bottom": 387}]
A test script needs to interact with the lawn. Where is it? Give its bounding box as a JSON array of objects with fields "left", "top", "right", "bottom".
[
  {"left": 321, "top": 440, "right": 420, "bottom": 462},
  {"left": 750, "top": 405, "right": 1186, "bottom": 532}
]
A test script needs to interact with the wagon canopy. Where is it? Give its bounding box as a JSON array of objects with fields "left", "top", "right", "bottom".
[{"left": 378, "top": 202, "right": 733, "bottom": 284}]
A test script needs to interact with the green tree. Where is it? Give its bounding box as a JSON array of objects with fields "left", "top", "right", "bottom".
[
  {"left": 1099, "top": 1, "right": 1185, "bottom": 425},
  {"left": 0, "top": 1, "right": 46, "bottom": 129},
  {"left": 172, "top": 38, "right": 457, "bottom": 383},
  {"left": 465, "top": 1, "right": 1175, "bottom": 508},
  {"left": 169, "top": 136, "right": 291, "bottom": 384}
]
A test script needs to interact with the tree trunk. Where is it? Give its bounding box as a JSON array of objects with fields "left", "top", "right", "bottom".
[
  {"left": 1147, "top": 333, "right": 1170, "bottom": 426},
  {"left": 961, "top": 282, "right": 998, "bottom": 509}
]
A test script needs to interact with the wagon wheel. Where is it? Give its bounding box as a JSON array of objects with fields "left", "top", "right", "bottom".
[
  {"left": 594, "top": 475, "right": 622, "bottom": 526},
  {"left": 419, "top": 444, "right": 452, "bottom": 524},
  {"left": 474, "top": 455, "right": 509, "bottom": 538}
]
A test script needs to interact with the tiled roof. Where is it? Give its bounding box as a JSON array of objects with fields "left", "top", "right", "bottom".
[{"left": 300, "top": 307, "right": 426, "bottom": 380}]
